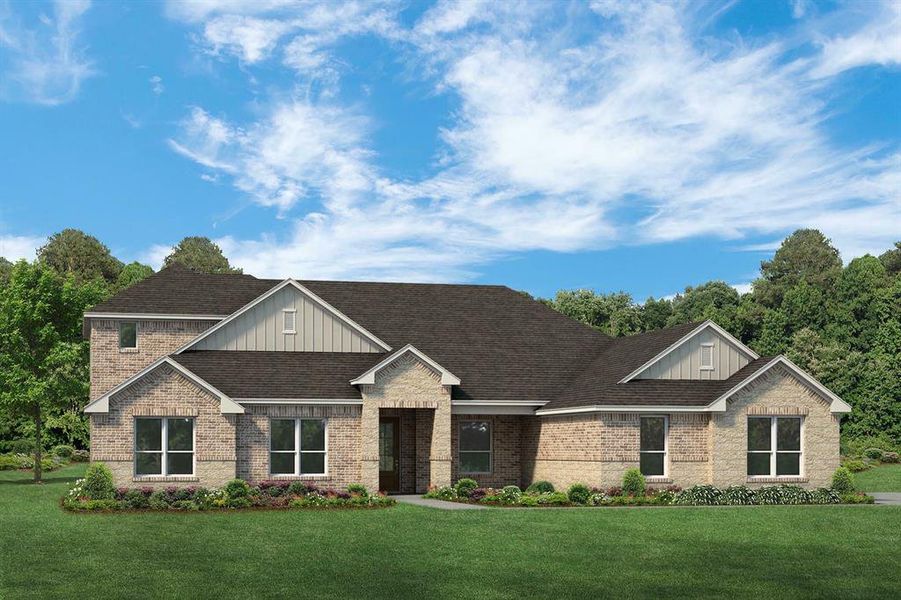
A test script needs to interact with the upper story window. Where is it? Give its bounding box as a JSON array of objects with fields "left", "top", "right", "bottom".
[
  {"left": 747, "top": 416, "right": 802, "bottom": 477},
  {"left": 282, "top": 309, "right": 296, "bottom": 334},
  {"left": 270, "top": 418, "right": 327, "bottom": 476},
  {"left": 119, "top": 322, "right": 137, "bottom": 349},
  {"left": 135, "top": 417, "right": 194, "bottom": 476},
  {"left": 699, "top": 343, "right": 714, "bottom": 370},
  {"left": 640, "top": 416, "right": 667, "bottom": 477},
  {"left": 459, "top": 420, "right": 491, "bottom": 474}
]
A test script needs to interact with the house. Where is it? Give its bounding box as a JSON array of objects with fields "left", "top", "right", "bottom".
[{"left": 83, "top": 263, "right": 851, "bottom": 492}]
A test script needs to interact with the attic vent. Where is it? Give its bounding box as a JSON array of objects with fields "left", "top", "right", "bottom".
[
  {"left": 283, "top": 309, "right": 296, "bottom": 334},
  {"left": 700, "top": 343, "right": 714, "bottom": 370}
]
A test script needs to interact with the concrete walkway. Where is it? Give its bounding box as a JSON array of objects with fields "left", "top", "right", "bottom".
[
  {"left": 872, "top": 493, "right": 901, "bottom": 505},
  {"left": 393, "top": 495, "right": 487, "bottom": 510}
]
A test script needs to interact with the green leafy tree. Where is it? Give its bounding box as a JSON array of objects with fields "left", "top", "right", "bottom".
[
  {"left": 667, "top": 281, "right": 741, "bottom": 331},
  {"left": 0, "top": 261, "right": 106, "bottom": 482},
  {"left": 0, "top": 257, "right": 12, "bottom": 284},
  {"left": 754, "top": 229, "right": 842, "bottom": 307},
  {"left": 37, "top": 229, "right": 123, "bottom": 285},
  {"left": 829, "top": 256, "right": 889, "bottom": 352},
  {"left": 552, "top": 290, "right": 642, "bottom": 336},
  {"left": 878, "top": 241, "right": 901, "bottom": 275},
  {"left": 115, "top": 261, "right": 154, "bottom": 292},
  {"left": 640, "top": 297, "right": 672, "bottom": 331},
  {"left": 163, "top": 237, "right": 242, "bottom": 274}
]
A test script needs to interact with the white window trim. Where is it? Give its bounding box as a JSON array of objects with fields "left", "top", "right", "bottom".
[
  {"left": 747, "top": 416, "right": 804, "bottom": 479},
  {"left": 639, "top": 415, "right": 668, "bottom": 478},
  {"left": 118, "top": 321, "right": 139, "bottom": 352},
  {"left": 269, "top": 418, "right": 328, "bottom": 477},
  {"left": 699, "top": 342, "right": 715, "bottom": 371},
  {"left": 459, "top": 420, "right": 492, "bottom": 474},
  {"left": 134, "top": 417, "right": 196, "bottom": 477},
  {"left": 282, "top": 309, "right": 297, "bottom": 335}
]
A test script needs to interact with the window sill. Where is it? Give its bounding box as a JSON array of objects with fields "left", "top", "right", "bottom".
[
  {"left": 270, "top": 474, "right": 330, "bottom": 480},
  {"left": 645, "top": 477, "right": 673, "bottom": 484},
  {"left": 119, "top": 347, "right": 139, "bottom": 353},
  {"left": 746, "top": 476, "right": 808, "bottom": 484},
  {"left": 133, "top": 475, "right": 199, "bottom": 482}
]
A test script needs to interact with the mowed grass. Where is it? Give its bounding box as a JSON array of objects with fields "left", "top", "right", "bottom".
[
  {"left": 1, "top": 466, "right": 899, "bottom": 600},
  {"left": 855, "top": 464, "right": 901, "bottom": 492}
]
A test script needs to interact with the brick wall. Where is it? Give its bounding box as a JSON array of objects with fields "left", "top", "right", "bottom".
[
  {"left": 236, "top": 404, "right": 362, "bottom": 488},
  {"left": 90, "top": 319, "right": 214, "bottom": 400},
  {"left": 451, "top": 414, "right": 523, "bottom": 488},
  {"left": 90, "top": 363, "right": 237, "bottom": 488},
  {"left": 711, "top": 365, "right": 840, "bottom": 488}
]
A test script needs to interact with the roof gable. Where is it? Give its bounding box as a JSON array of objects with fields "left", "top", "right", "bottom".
[{"left": 350, "top": 345, "right": 461, "bottom": 386}]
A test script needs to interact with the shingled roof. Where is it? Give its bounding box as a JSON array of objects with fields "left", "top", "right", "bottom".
[{"left": 86, "top": 265, "right": 768, "bottom": 409}]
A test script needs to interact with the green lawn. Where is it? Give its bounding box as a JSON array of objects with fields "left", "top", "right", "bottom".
[
  {"left": 2, "top": 465, "right": 899, "bottom": 600},
  {"left": 855, "top": 464, "right": 901, "bottom": 492}
]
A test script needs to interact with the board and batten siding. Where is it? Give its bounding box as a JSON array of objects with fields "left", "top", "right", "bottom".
[
  {"left": 193, "top": 286, "right": 382, "bottom": 353},
  {"left": 636, "top": 328, "right": 751, "bottom": 381}
]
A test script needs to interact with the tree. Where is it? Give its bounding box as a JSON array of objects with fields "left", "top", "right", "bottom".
[
  {"left": 878, "top": 241, "right": 901, "bottom": 275},
  {"left": 667, "top": 281, "right": 741, "bottom": 331},
  {"left": 552, "top": 289, "right": 642, "bottom": 336},
  {"left": 115, "top": 261, "right": 154, "bottom": 292},
  {"left": 37, "top": 229, "right": 123, "bottom": 285},
  {"left": 754, "top": 229, "right": 842, "bottom": 307},
  {"left": 163, "top": 237, "right": 241, "bottom": 274},
  {"left": 0, "top": 261, "right": 106, "bottom": 482},
  {"left": 0, "top": 257, "right": 11, "bottom": 285},
  {"left": 640, "top": 297, "right": 672, "bottom": 331}
]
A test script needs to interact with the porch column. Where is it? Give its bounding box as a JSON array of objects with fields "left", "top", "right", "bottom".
[
  {"left": 360, "top": 403, "right": 380, "bottom": 492},
  {"left": 429, "top": 401, "right": 452, "bottom": 488}
]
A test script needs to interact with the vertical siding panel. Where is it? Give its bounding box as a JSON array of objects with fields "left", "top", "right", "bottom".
[
  {"left": 322, "top": 311, "right": 333, "bottom": 351},
  {"left": 342, "top": 325, "right": 352, "bottom": 351},
  {"left": 333, "top": 319, "right": 342, "bottom": 351},
  {"left": 304, "top": 300, "right": 315, "bottom": 350},
  {"left": 351, "top": 333, "right": 361, "bottom": 352},
  {"left": 313, "top": 307, "right": 323, "bottom": 351}
]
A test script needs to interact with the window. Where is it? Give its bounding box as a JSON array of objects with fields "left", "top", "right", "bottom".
[
  {"left": 282, "top": 309, "right": 296, "bottom": 334},
  {"left": 640, "top": 416, "right": 667, "bottom": 477},
  {"left": 134, "top": 418, "right": 194, "bottom": 476},
  {"left": 459, "top": 421, "right": 491, "bottom": 473},
  {"left": 747, "top": 417, "right": 802, "bottom": 477},
  {"left": 119, "top": 322, "right": 137, "bottom": 349},
  {"left": 270, "top": 419, "right": 327, "bottom": 476},
  {"left": 700, "top": 343, "right": 714, "bottom": 370}
]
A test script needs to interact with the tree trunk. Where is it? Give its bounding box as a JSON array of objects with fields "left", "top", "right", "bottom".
[{"left": 33, "top": 408, "right": 43, "bottom": 484}]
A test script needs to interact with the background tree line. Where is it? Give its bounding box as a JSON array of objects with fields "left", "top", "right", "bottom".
[{"left": 0, "top": 228, "right": 897, "bottom": 481}]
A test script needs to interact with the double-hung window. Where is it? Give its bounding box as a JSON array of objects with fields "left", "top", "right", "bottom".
[
  {"left": 119, "top": 322, "right": 137, "bottom": 349},
  {"left": 270, "top": 419, "right": 327, "bottom": 476},
  {"left": 459, "top": 421, "right": 491, "bottom": 474},
  {"left": 747, "top": 416, "right": 802, "bottom": 477},
  {"left": 639, "top": 416, "right": 667, "bottom": 477},
  {"left": 134, "top": 418, "right": 194, "bottom": 476}
]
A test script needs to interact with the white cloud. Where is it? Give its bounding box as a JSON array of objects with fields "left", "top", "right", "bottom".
[
  {"left": 139, "top": 243, "right": 174, "bottom": 270},
  {"left": 0, "top": 0, "right": 95, "bottom": 105},
  {"left": 810, "top": 1, "right": 901, "bottom": 78},
  {"left": 149, "top": 74, "right": 164, "bottom": 95},
  {"left": 166, "top": 0, "right": 900, "bottom": 281},
  {"left": 731, "top": 282, "right": 753, "bottom": 295},
  {"left": 0, "top": 234, "right": 44, "bottom": 261}
]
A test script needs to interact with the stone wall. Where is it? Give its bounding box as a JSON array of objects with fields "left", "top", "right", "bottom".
[
  {"left": 451, "top": 414, "right": 523, "bottom": 488},
  {"left": 90, "top": 363, "right": 237, "bottom": 488},
  {"left": 711, "top": 365, "right": 840, "bottom": 488},
  {"left": 236, "top": 404, "right": 362, "bottom": 487},
  {"left": 90, "top": 319, "right": 214, "bottom": 400}
]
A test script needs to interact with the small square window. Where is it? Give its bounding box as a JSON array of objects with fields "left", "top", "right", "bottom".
[
  {"left": 282, "top": 309, "right": 296, "bottom": 334},
  {"left": 119, "top": 322, "right": 137, "bottom": 349},
  {"left": 700, "top": 343, "right": 714, "bottom": 370}
]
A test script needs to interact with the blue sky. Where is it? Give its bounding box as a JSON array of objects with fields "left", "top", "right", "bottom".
[{"left": 0, "top": 0, "right": 898, "bottom": 300}]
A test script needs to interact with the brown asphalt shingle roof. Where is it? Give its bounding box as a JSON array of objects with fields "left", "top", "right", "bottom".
[{"left": 88, "top": 265, "right": 766, "bottom": 409}]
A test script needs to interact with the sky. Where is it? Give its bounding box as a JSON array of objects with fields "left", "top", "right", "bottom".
[{"left": 0, "top": 0, "right": 898, "bottom": 300}]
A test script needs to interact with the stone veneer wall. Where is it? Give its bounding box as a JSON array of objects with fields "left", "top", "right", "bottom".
[
  {"left": 711, "top": 366, "right": 840, "bottom": 488},
  {"left": 89, "top": 319, "right": 215, "bottom": 400},
  {"left": 236, "top": 404, "right": 362, "bottom": 487},
  {"left": 90, "top": 363, "right": 236, "bottom": 488},
  {"left": 451, "top": 414, "right": 523, "bottom": 488}
]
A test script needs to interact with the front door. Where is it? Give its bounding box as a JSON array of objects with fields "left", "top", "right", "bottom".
[{"left": 379, "top": 417, "right": 400, "bottom": 493}]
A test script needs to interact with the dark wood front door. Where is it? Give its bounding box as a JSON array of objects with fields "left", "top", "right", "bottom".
[{"left": 379, "top": 417, "right": 400, "bottom": 493}]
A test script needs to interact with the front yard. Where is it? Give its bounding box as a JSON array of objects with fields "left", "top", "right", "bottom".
[
  {"left": 855, "top": 464, "right": 901, "bottom": 492},
  {"left": 2, "top": 465, "right": 899, "bottom": 599}
]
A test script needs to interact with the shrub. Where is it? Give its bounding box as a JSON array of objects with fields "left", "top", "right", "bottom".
[
  {"left": 675, "top": 485, "right": 722, "bottom": 506},
  {"left": 525, "top": 481, "right": 554, "bottom": 494},
  {"left": 831, "top": 467, "right": 855, "bottom": 494},
  {"left": 469, "top": 488, "right": 488, "bottom": 501},
  {"left": 148, "top": 491, "right": 170, "bottom": 510},
  {"left": 721, "top": 485, "right": 755, "bottom": 505},
  {"left": 288, "top": 481, "right": 311, "bottom": 496},
  {"left": 172, "top": 500, "right": 200, "bottom": 511},
  {"left": 842, "top": 459, "right": 870, "bottom": 473},
  {"left": 224, "top": 478, "right": 251, "bottom": 499},
  {"left": 519, "top": 495, "right": 539, "bottom": 507},
  {"left": 429, "top": 486, "right": 458, "bottom": 501},
  {"left": 863, "top": 447, "right": 884, "bottom": 460},
  {"left": 71, "top": 449, "right": 90, "bottom": 462},
  {"left": 122, "top": 490, "right": 149, "bottom": 509},
  {"left": 536, "top": 492, "right": 569, "bottom": 506},
  {"left": 777, "top": 485, "right": 812, "bottom": 505},
  {"left": 51, "top": 444, "right": 75, "bottom": 459},
  {"left": 809, "top": 488, "right": 841, "bottom": 505},
  {"left": 347, "top": 483, "right": 368, "bottom": 497},
  {"left": 587, "top": 492, "right": 609, "bottom": 506},
  {"left": 500, "top": 485, "right": 522, "bottom": 503},
  {"left": 82, "top": 463, "right": 116, "bottom": 500},
  {"left": 840, "top": 492, "right": 875, "bottom": 504},
  {"left": 881, "top": 451, "right": 899, "bottom": 464},
  {"left": 454, "top": 478, "right": 479, "bottom": 498},
  {"left": 622, "top": 469, "right": 646, "bottom": 497},
  {"left": 567, "top": 483, "right": 591, "bottom": 505}
]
